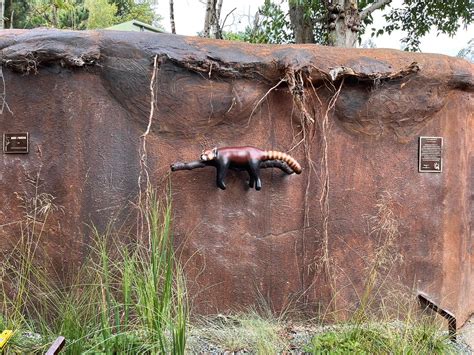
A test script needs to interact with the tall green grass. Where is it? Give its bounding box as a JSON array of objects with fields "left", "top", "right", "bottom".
[{"left": 0, "top": 187, "right": 187, "bottom": 354}]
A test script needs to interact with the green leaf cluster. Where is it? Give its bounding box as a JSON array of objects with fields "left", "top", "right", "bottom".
[
  {"left": 3, "top": 0, "right": 162, "bottom": 30},
  {"left": 224, "top": 0, "right": 473, "bottom": 51},
  {"left": 379, "top": 0, "right": 473, "bottom": 51},
  {"left": 229, "top": 0, "right": 294, "bottom": 44},
  {"left": 84, "top": 0, "right": 117, "bottom": 29}
]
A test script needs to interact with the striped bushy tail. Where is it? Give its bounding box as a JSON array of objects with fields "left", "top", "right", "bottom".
[{"left": 264, "top": 150, "right": 302, "bottom": 174}]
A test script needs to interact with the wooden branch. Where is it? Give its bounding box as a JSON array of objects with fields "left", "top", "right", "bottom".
[
  {"left": 360, "top": 0, "right": 392, "bottom": 20},
  {"left": 170, "top": 160, "right": 295, "bottom": 174},
  {"left": 171, "top": 161, "right": 207, "bottom": 171},
  {"left": 220, "top": 7, "right": 237, "bottom": 31}
]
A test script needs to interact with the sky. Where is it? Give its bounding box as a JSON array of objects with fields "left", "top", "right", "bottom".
[{"left": 156, "top": 0, "right": 473, "bottom": 57}]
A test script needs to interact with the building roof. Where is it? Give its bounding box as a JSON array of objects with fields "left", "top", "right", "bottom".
[{"left": 106, "top": 20, "right": 162, "bottom": 33}]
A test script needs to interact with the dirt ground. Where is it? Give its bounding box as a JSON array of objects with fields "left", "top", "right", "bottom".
[{"left": 459, "top": 316, "right": 474, "bottom": 352}]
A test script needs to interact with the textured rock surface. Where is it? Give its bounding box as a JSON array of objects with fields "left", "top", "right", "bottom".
[{"left": 0, "top": 29, "right": 472, "bottom": 326}]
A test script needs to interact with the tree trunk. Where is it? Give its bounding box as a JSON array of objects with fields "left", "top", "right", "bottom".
[
  {"left": 52, "top": 4, "right": 58, "bottom": 28},
  {"left": 169, "top": 0, "right": 176, "bottom": 34},
  {"left": 203, "top": 0, "right": 222, "bottom": 39},
  {"left": 0, "top": 1, "right": 4, "bottom": 30},
  {"left": 327, "top": 0, "right": 360, "bottom": 47},
  {"left": 203, "top": 0, "right": 213, "bottom": 37},
  {"left": 289, "top": 2, "right": 315, "bottom": 43},
  {"left": 211, "top": 0, "right": 223, "bottom": 39}
]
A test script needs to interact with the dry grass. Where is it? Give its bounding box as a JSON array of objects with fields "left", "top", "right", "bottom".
[{"left": 188, "top": 311, "right": 289, "bottom": 354}]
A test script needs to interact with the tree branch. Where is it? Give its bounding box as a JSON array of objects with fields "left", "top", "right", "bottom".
[
  {"left": 171, "top": 161, "right": 207, "bottom": 171},
  {"left": 171, "top": 160, "right": 295, "bottom": 174},
  {"left": 220, "top": 7, "right": 237, "bottom": 31},
  {"left": 360, "top": 0, "right": 392, "bottom": 20}
]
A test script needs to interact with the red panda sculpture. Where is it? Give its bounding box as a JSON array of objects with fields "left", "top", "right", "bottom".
[{"left": 171, "top": 146, "right": 302, "bottom": 191}]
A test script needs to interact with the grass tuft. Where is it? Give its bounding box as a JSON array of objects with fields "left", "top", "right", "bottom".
[
  {"left": 189, "top": 311, "right": 289, "bottom": 354},
  {"left": 305, "top": 320, "right": 456, "bottom": 354}
]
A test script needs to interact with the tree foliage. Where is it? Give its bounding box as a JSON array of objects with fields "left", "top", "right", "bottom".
[
  {"left": 3, "top": 0, "right": 161, "bottom": 30},
  {"left": 222, "top": 1, "right": 292, "bottom": 43},
  {"left": 458, "top": 38, "right": 474, "bottom": 62},
  {"left": 112, "top": 0, "right": 160, "bottom": 26},
  {"left": 247, "top": 0, "right": 293, "bottom": 43},
  {"left": 380, "top": 0, "right": 473, "bottom": 51},
  {"left": 4, "top": 0, "right": 30, "bottom": 29},
  {"left": 84, "top": 0, "right": 117, "bottom": 29},
  {"left": 236, "top": 0, "right": 473, "bottom": 50},
  {"left": 9, "top": 0, "right": 86, "bottom": 29}
]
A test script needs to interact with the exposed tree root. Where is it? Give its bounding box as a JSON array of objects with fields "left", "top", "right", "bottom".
[
  {"left": 284, "top": 65, "right": 346, "bottom": 310},
  {"left": 317, "top": 79, "right": 345, "bottom": 309},
  {"left": 137, "top": 55, "right": 161, "bottom": 243},
  {"left": 0, "top": 67, "right": 13, "bottom": 115},
  {"left": 248, "top": 78, "right": 286, "bottom": 125},
  {"left": 286, "top": 69, "right": 314, "bottom": 125},
  {"left": 328, "top": 62, "right": 420, "bottom": 82}
]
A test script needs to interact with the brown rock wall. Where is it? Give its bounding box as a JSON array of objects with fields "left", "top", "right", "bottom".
[{"left": 0, "top": 29, "right": 472, "bottom": 326}]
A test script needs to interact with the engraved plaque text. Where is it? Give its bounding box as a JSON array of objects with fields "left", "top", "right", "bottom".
[
  {"left": 419, "top": 136, "right": 442, "bottom": 173},
  {"left": 3, "top": 133, "right": 29, "bottom": 154}
]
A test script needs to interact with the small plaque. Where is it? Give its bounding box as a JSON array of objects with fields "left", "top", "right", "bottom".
[
  {"left": 419, "top": 136, "right": 442, "bottom": 172},
  {"left": 3, "top": 133, "right": 29, "bottom": 154}
]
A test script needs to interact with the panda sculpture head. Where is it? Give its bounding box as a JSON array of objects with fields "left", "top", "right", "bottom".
[{"left": 200, "top": 147, "right": 218, "bottom": 161}]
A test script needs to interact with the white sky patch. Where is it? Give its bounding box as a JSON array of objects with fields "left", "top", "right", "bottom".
[{"left": 156, "top": 0, "right": 473, "bottom": 56}]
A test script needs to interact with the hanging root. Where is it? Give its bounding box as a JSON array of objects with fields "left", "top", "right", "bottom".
[
  {"left": 317, "top": 78, "right": 344, "bottom": 303},
  {"left": 284, "top": 64, "right": 347, "bottom": 308},
  {"left": 137, "top": 55, "right": 162, "bottom": 242},
  {"left": 0, "top": 67, "right": 13, "bottom": 115},
  {"left": 286, "top": 69, "right": 314, "bottom": 125},
  {"left": 247, "top": 78, "right": 286, "bottom": 125},
  {"left": 284, "top": 68, "right": 319, "bottom": 295}
]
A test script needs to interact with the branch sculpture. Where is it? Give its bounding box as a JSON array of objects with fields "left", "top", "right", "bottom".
[{"left": 171, "top": 146, "right": 302, "bottom": 191}]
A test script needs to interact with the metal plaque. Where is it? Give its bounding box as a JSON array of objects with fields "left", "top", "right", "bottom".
[
  {"left": 3, "top": 133, "right": 29, "bottom": 154},
  {"left": 419, "top": 136, "right": 442, "bottom": 173}
]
